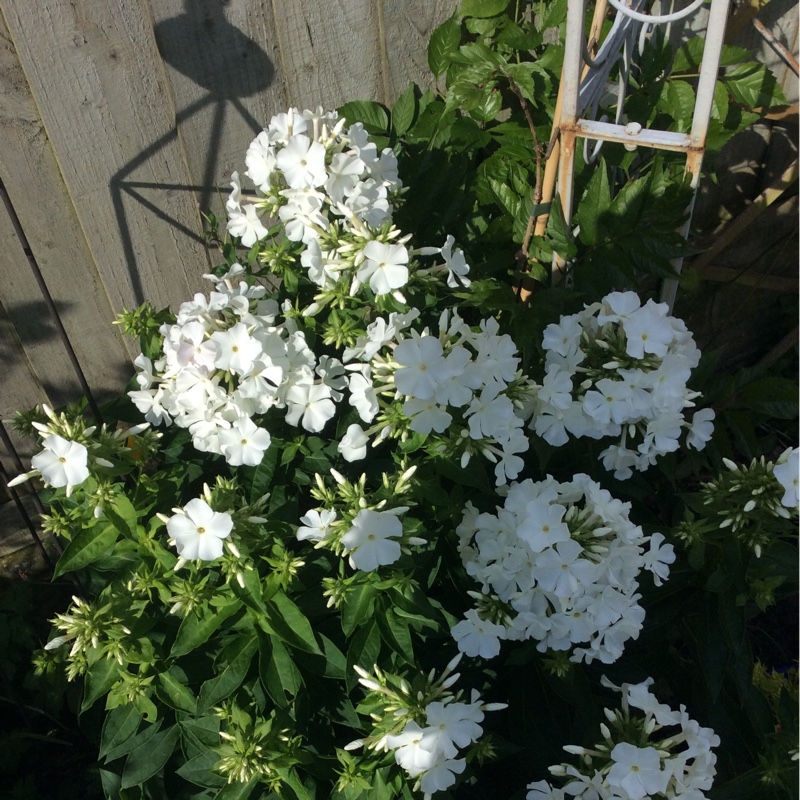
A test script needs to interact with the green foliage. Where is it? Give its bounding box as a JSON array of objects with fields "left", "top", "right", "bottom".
[{"left": 10, "top": 5, "right": 796, "bottom": 800}]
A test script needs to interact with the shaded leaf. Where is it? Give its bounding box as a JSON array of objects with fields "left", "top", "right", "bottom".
[
  {"left": 576, "top": 160, "right": 611, "bottom": 246},
  {"left": 259, "top": 631, "right": 303, "bottom": 707},
  {"left": 197, "top": 633, "right": 258, "bottom": 713},
  {"left": 121, "top": 724, "right": 180, "bottom": 789},
  {"left": 82, "top": 656, "right": 121, "bottom": 712},
  {"left": 156, "top": 669, "right": 197, "bottom": 714},
  {"left": 176, "top": 752, "right": 227, "bottom": 790},
  {"left": 103, "top": 720, "right": 162, "bottom": 764},
  {"left": 263, "top": 591, "right": 323, "bottom": 654},
  {"left": 106, "top": 494, "right": 138, "bottom": 538},
  {"left": 213, "top": 776, "right": 261, "bottom": 800},
  {"left": 392, "top": 84, "right": 417, "bottom": 136},
  {"left": 100, "top": 705, "right": 142, "bottom": 760},
  {"left": 171, "top": 600, "right": 243, "bottom": 658},
  {"left": 342, "top": 581, "right": 378, "bottom": 637}
]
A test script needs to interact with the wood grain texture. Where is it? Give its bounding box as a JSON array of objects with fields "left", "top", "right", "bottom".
[
  {"left": 0, "top": 298, "right": 48, "bottom": 473},
  {"left": 148, "top": 0, "right": 288, "bottom": 223},
  {"left": 381, "top": 0, "right": 459, "bottom": 100},
  {"left": 0, "top": 0, "right": 211, "bottom": 314},
  {"left": 269, "top": 0, "right": 384, "bottom": 109},
  {"left": 0, "top": 10, "right": 134, "bottom": 399}
]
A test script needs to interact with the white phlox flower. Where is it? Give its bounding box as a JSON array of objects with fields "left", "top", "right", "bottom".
[
  {"left": 340, "top": 508, "right": 403, "bottom": 571},
  {"left": 29, "top": 435, "right": 90, "bottom": 495},
  {"left": 166, "top": 498, "right": 233, "bottom": 561},
  {"left": 773, "top": 447, "right": 799, "bottom": 508},
  {"left": 296, "top": 509, "right": 337, "bottom": 543}
]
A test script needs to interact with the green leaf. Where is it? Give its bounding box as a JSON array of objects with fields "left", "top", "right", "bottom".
[
  {"left": 724, "top": 62, "right": 786, "bottom": 110},
  {"left": 176, "top": 752, "right": 227, "bottom": 790},
  {"left": 54, "top": 523, "right": 118, "bottom": 578},
  {"left": 319, "top": 634, "right": 347, "bottom": 679},
  {"left": 171, "top": 599, "right": 243, "bottom": 658},
  {"left": 461, "top": 0, "right": 508, "bottom": 18},
  {"left": 546, "top": 201, "right": 577, "bottom": 261},
  {"left": 231, "top": 566, "right": 269, "bottom": 616},
  {"left": 121, "top": 724, "right": 180, "bottom": 789},
  {"left": 659, "top": 80, "right": 696, "bottom": 128},
  {"left": 263, "top": 591, "right": 322, "bottom": 654},
  {"left": 213, "top": 776, "right": 261, "bottom": 800},
  {"left": 180, "top": 717, "right": 221, "bottom": 754},
  {"left": 346, "top": 620, "right": 381, "bottom": 691},
  {"left": 197, "top": 633, "right": 258, "bottom": 713},
  {"left": 672, "top": 38, "right": 751, "bottom": 74},
  {"left": 241, "top": 445, "right": 278, "bottom": 504},
  {"left": 99, "top": 769, "right": 122, "bottom": 798},
  {"left": 377, "top": 611, "right": 414, "bottom": 663},
  {"left": 82, "top": 656, "right": 121, "bottom": 712},
  {"left": 156, "top": 669, "right": 197, "bottom": 714},
  {"left": 428, "top": 17, "right": 461, "bottom": 77},
  {"left": 392, "top": 84, "right": 417, "bottom": 136},
  {"left": 259, "top": 631, "right": 303, "bottom": 707},
  {"left": 338, "top": 100, "right": 389, "bottom": 134},
  {"left": 733, "top": 377, "right": 799, "bottom": 419},
  {"left": 105, "top": 494, "right": 138, "bottom": 538},
  {"left": 342, "top": 581, "right": 378, "bottom": 637},
  {"left": 103, "top": 720, "right": 162, "bottom": 763},
  {"left": 576, "top": 160, "right": 611, "bottom": 246},
  {"left": 711, "top": 80, "right": 729, "bottom": 121},
  {"left": 100, "top": 705, "right": 143, "bottom": 759}
]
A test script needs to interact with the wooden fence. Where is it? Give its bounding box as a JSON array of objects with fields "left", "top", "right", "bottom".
[
  {"left": 0, "top": 0, "right": 457, "bottom": 477},
  {"left": 0, "top": 0, "right": 796, "bottom": 559}
]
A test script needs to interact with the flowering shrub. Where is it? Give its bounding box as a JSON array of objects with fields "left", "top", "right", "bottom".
[
  {"left": 527, "top": 676, "right": 720, "bottom": 799},
  {"left": 8, "top": 4, "right": 798, "bottom": 798}
]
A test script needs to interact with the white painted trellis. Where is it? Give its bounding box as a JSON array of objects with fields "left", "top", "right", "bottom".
[{"left": 551, "top": 0, "right": 732, "bottom": 308}]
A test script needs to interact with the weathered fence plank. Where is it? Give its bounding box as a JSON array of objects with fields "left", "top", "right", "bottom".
[
  {"left": 382, "top": 1, "right": 458, "bottom": 99},
  {"left": 0, "top": 9, "right": 133, "bottom": 398},
  {"left": 0, "top": 195, "right": 84, "bottom": 408},
  {"left": 0, "top": 298, "right": 47, "bottom": 472},
  {"left": 269, "top": 0, "right": 385, "bottom": 109},
  {"left": 149, "top": 0, "right": 288, "bottom": 224},
  {"left": 0, "top": 0, "right": 211, "bottom": 314}
]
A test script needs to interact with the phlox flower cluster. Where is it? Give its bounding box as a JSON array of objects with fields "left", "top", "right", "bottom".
[
  {"left": 348, "top": 656, "right": 506, "bottom": 800},
  {"left": 129, "top": 265, "right": 341, "bottom": 462},
  {"left": 296, "top": 467, "right": 425, "bottom": 572},
  {"left": 380, "top": 696, "right": 486, "bottom": 798},
  {"left": 8, "top": 403, "right": 149, "bottom": 498},
  {"left": 689, "top": 447, "right": 799, "bottom": 558},
  {"left": 227, "top": 107, "right": 399, "bottom": 255},
  {"left": 453, "top": 474, "right": 675, "bottom": 664},
  {"left": 226, "top": 107, "right": 470, "bottom": 300},
  {"left": 342, "top": 309, "right": 537, "bottom": 485},
  {"left": 527, "top": 676, "right": 719, "bottom": 799},
  {"left": 299, "top": 505, "right": 425, "bottom": 572},
  {"left": 531, "top": 291, "right": 715, "bottom": 479}
]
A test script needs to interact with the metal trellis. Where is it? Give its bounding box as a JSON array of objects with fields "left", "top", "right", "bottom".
[{"left": 552, "top": 0, "right": 732, "bottom": 308}]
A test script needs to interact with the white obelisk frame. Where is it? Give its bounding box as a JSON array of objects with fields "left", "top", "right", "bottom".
[{"left": 555, "top": 0, "right": 732, "bottom": 309}]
